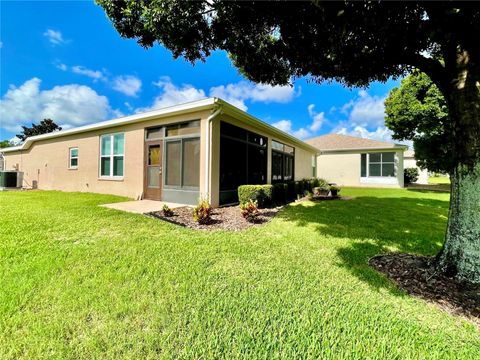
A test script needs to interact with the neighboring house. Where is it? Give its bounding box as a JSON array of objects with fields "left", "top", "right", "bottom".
[
  {"left": 0, "top": 98, "right": 318, "bottom": 207},
  {"left": 403, "top": 150, "right": 429, "bottom": 184},
  {"left": 306, "top": 134, "right": 408, "bottom": 188}
]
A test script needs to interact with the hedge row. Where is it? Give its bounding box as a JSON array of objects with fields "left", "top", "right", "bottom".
[{"left": 238, "top": 178, "right": 329, "bottom": 208}]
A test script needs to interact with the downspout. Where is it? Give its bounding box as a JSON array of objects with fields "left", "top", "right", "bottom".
[{"left": 204, "top": 105, "right": 223, "bottom": 202}]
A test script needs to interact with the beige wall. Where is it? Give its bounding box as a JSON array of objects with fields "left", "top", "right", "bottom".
[
  {"left": 316, "top": 150, "right": 404, "bottom": 188},
  {"left": 404, "top": 157, "right": 429, "bottom": 184},
  {"left": 3, "top": 109, "right": 317, "bottom": 206},
  {"left": 4, "top": 110, "right": 211, "bottom": 200}
]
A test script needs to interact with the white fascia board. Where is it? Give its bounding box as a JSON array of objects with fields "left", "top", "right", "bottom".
[
  {"left": 319, "top": 146, "right": 408, "bottom": 155},
  {"left": 1, "top": 98, "right": 217, "bottom": 153}
]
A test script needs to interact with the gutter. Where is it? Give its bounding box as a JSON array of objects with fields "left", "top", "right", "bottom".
[
  {"left": 319, "top": 145, "right": 408, "bottom": 155},
  {"left": 204, "top": 103, "right": 223, "bottom": 202}
]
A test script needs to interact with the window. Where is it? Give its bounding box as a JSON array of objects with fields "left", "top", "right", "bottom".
[
  {"left": 271, "top": 140, "right": 295, "bottom": 183},
  {"left": 165, "top": 138, "right": 200, "bottom": 188},
  {"left": 361, "top": 152, "right": 396, "bottom": 177},
  {"left": 165, "top": 120, "right": 200, "bottom": 137},
  {"left": 100, "top": 133, "right": 124, "bottom": 178},
  {"left": 219, "top": 121, "right": 267, "bottom": 204},
  {"left": 69, "top": 147, "right": 78, "bottom": 169},
  {"left": 146, "top": 127, "right": 163, "bottom": 140}
]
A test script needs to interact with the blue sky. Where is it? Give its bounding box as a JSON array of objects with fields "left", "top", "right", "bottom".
[{"left": 0, "top": 0, "right": 401, "bottom": 143}]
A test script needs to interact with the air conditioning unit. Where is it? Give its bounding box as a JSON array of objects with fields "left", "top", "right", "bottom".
[{"left": 0, "top": 171, "right": 23, "bottom": 189}]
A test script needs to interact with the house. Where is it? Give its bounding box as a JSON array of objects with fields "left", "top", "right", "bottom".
[
  {"left": 0, "top": 98, "right": 319, "bottom": 207},
  {"left": 306, "top": 134, "right": 407, "bottom": 188},
  {"left": 403, "top": 150, "right": 429, "bottom": 184}
]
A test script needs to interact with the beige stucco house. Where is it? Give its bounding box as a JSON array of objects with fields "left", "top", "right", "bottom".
[
  {"left": 1, "top": 98, "right": 319, "bottom": 207},
  {"left": 307, "top": 134, "right": 408, "bottom": 188}
]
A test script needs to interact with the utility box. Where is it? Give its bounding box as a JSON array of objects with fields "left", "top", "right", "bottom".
[{"left": 0, "top": 171, "right": 23, "bottom": 189}]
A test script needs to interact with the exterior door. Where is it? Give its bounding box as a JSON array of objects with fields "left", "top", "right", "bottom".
[{"left": 144, "top": 141, "right": 162, "bottom": 200}]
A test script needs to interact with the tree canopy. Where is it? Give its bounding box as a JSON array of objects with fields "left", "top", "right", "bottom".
[
  {"left": 16, "top": 119, "right": 62, "bottom": 142},
  {"left": 385, "top": 70, "right": 453, "bottom": 174},
  {"left": 0, "top": 140, "right": 12, "bottom": 149}
]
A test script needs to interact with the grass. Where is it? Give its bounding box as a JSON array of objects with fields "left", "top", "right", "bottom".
[
  {"left": 429, "top": 175, "right": 450, "bottom": 184},
  {"left": 1, "top": 188, "right": 478, "bottom": 359}
]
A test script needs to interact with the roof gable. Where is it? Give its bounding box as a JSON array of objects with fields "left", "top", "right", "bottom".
[{"left": 306, "top": 133, "right": 407, "bottom": 152}]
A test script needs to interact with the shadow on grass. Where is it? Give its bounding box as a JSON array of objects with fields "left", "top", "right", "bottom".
[{"left": 278, "top": 196, "right": 449, "bottom": 292}]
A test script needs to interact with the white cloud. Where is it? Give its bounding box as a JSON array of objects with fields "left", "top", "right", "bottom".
[
  {"left": 71, "top": 66, "right": 106, "bottom": 82},
  {"left": 55, "top": 62, "right": 68, "bottom": 71},
  {"left": 209, "top": 81, "right": 297, "bottom": 111},
  {"left": 307, "top": 104, "right": 327, "bottom": 132},
  {"left": 43, "top": 29, "right": 67, "bottom": 45},
  {"left": 336, "top": 125, "right": 394, "bottom": 142},
  {"left": 272, "top": 119, "right": 293, "bottom": 133},
  {"left": 0, "top": 78, "right": 113, "bottom": 132},
  {"left": 271, "top": 119, "right": 312, "bottom": 140},
  {"left": 137, "top": 77, "right": 206, "bottom": 112},
  {"left": 345, "top": 90, "right": 386, "bottom": 128},
  {"left": 112, "top": 75, "right": 142, "bottom": 97}
]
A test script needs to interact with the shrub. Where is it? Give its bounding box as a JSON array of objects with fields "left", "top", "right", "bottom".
[
  {"left": 317, "top": 178, "right": 330, "bottom": 189},
  {"left": 162, "top": 204, "right": 174, "bottom": 217},
  {"left": 240, "top": 199, "right": 259, "bottom": 222},
  {"left": 287, "top": 181, "right": 296, "bottom": 200},
  {"left": 272, "top": 183, "right": 288, "bottom": 205},
  {"left": 238, "top": 184, "right": 273, "bottom": 208},
  {"left": 329, "top": 185, "right": 341, "bottom": 196},
  {"left": 404, "top": 167, "right": 419, "bottom": 184},
  {"left": 193, "top": 199, "right": 212, "bottom": 224}
]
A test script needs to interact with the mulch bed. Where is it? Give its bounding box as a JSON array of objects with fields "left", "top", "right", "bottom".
[
  {"left": 149, "top": 205, "right": 281, "bottom": 231},
  {"left": 370, "top": 253, "right": 480, "bottom": 325}
]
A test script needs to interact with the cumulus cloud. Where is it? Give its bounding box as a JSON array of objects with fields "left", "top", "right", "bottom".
[
  {"left": 0, "top": 78, "right": 113, "bottom": 132},
  {"left": 136, "top": 77, "right": 206, "bottom": 112},
  {"left": 71, "top": 65, "right": 106, "bottom": 82},
  {"left": 340, "top": 90, "right": 387, "bottom": 128},
  {"left": 271, "top": 104, "right": 328, "bottom": 140},
  {"left": 112, "top": 75, "right": 142, "bottom": 97},
  {"left": 209, "top": 81, "right": 297, "bottom": 111},
  {"left": 43, "top": 29, "right": 67, "bottom": 45}
]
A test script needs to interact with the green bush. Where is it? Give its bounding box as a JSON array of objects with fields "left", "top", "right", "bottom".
[
  {"left": 404, "top": 167, "right": 419, "bottom": 184},
  {"left": 238, "top": 184, "right": 273, "bottom": 208},
  {"left": 286, "top": 181, "right": 296, "bottom": 201},
  {"left": 272, "top": 183, "right": 288, "bottom": 205}
]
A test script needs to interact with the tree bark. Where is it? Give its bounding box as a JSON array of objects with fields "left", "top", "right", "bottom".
[{"left": 436, "top": 49, "right": 480, "bottom": 284}]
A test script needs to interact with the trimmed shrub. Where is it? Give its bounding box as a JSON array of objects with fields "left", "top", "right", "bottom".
[
  {"left": 193, "top": 199, "right": 212, "bottom": 224},
  {"left": 404, "top": 167, "right": 419, "bottom": 184},
  {"left": 286, "top": 181, "right": 296, "bottom": 201},
  {"left": 272, "top": 183, "right": 288, "bottom": 205},
  {"left": 240, "top": 199, "right": 259, "bottom": 222},
  {"left": 238, "top": 184, "right": 273, "bottom": 208}
]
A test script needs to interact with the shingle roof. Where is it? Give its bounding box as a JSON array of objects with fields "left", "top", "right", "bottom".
[{"left": 306, "top": 133, "right": 407, "bottom": 152}]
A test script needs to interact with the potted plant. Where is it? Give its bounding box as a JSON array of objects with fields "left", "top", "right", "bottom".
[{"left": 329, "top": 185, "right": 341, "bottom": 197}]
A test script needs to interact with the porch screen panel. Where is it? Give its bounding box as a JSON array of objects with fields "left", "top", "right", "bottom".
[{"left": 182, "top": 138, "right": 200, "bottom": 187}]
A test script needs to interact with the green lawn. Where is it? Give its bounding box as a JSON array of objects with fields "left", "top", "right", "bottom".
[
  {"left": 429, "top": 175, "right": 450, "bottom": 184},
  {"left": 1, "top": 188, "right": 478, "bottom": 359}
]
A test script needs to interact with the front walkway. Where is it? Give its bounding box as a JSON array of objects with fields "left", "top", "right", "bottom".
[{"left": 100, "top": 199, "right": 188, "bottom": 214}]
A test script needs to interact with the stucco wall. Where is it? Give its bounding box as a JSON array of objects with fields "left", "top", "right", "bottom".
[
  {"left": 3, "top": 110, "right": 211, "bottom": 200},
  {"left": 404, "top": 157, "right": 429, "bottom": 184},
  {"left": 316, "top": 150, "right": 404, "bottom": 188}
]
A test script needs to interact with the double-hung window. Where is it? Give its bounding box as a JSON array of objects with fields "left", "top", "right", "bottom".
[
  {"left": 100, "top": 133, "right": 124, "bottom": 178},
  {"left": 69, "top": 147, "right": 78, "bottom": 169},
  {"left": 361, "top": 152, "right": 396, "bottom": 177}
]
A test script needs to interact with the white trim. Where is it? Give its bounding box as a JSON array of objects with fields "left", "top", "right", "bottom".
[
  {"left": 68, "top": 147, "right": 78, "bottom": 169},
  {"left": 99, "top": 132, "right": 125, "bottom": 180}
]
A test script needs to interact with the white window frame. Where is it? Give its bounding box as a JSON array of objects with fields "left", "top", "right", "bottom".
[
  {"left": 99, "top": 133, "right": 125, "bottom": 180},
  {"left": 69, "top": 147, "right": 78, "bottom": 169},
  {"left": 361, "top": 152, "right": 396, "bottom": 178}
]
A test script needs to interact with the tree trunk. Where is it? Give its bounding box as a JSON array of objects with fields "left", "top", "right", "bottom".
[{"left": 436, "top": 49, "right": 480, "bottom": 284}]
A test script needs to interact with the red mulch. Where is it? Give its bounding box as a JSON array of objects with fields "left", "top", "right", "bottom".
[
  {"left": 370, "top": 253, "right": 480, "bottom": 326},
  {"left": 149, "top": 205, "right": 281, "bottom": 231}
]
